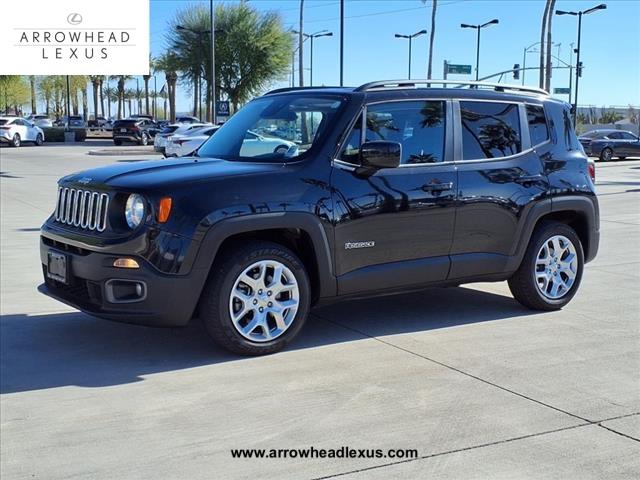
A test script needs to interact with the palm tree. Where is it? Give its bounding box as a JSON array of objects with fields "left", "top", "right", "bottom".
[
  {"left": 99, "top": 77, "right": 105, "bottom": 118},
  {"left": 125, "top": 88, "right": 137, "bottom": 117},
  {"left": 109, "top": 75, "right": 133, "bottom": 119},
  {"left": 103, "top": 81, "right": 117, "bottom": 119},
  {"left": 29, "top": 75, "right": 37, "bottom": 114},
  {"left": 539, "top": 0, "right": 551, "bottom": 89},
  {"left": 544, "top": 0, "right": 557, "bottom": 92},
  {"left": 155, "top": 53, "right": 179, "bottom": 122},
  {"left": 143, "top": 56, "right": 154, "bottom": 115},
  {"left": 422, "top": 0, "right": 437, "bottom": 80},
  {"left": 89, "top": 75, "right": 102, "bottom": 120}
]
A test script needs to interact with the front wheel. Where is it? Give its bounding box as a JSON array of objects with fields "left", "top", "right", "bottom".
[
  {"left": 599, "top": 147, "right": 613, "bottom": 162},
  {"left": 35, "top": 133, "right": 44, "bottom": 146},
  {"left": 139, "top": 133, "right": 149, "bottom": 146},
  {"left": 199, "top": 241, "right": 311, "bottom": 355},
  {"left": 508, "top": 222, "right": 584, "bottom": 311}
]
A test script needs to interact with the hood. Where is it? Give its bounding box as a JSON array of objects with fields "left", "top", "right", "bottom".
[{"left": 61, "top": 157, "right": 284, "bottom": 191}]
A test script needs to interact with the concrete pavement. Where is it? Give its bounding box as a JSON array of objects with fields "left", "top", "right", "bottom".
[{"left": 1, "top": 141, "right": 638, "bottom": 479}]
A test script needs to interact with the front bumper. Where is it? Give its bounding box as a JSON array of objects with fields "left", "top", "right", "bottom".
[{"left": 39, "top": 236, "right": 206, "bottom": 326}]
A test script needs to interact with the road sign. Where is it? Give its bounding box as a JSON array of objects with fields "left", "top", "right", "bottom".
[
  {"left": 554, "top": 88, "right": 571, "bottom": 94},
  {"left": 216, "top": 101, "right": 230, "bottom": 117},
  {"left": 446, "top": 64, "right": 472, "bottom": 75}
]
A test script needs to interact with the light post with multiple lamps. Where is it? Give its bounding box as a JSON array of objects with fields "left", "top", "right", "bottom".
[
  {"left": 292, "top": 30, "right": 333, "bottom": 86},
  {"left": 556, "top": 3, "right": 607, "bottom": 122},
  {"left": 461, "top": 19, "right": 499, "bottom": 81},
  {"left": 394, "top": 29, "right": 427, "bottom": 79}
]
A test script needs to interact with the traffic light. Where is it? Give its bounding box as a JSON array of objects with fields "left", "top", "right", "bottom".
[
  {"left": 513, "top": 64, "right": 520, "bottom": 80},
  {"left": 577, "top": 61, "right": 584, "bottom": 77}
]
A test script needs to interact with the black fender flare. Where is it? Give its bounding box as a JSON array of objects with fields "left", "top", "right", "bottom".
[
  {"left": 507, "top": 195, "right": 599, "bottom": 271},
  {"left": 189, "top": 212, "right": 337, "bottom": 299}
]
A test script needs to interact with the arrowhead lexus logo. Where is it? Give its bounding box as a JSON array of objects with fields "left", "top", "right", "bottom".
[
  {"left": 0, "top": 0, "right": 149, "bottom": 75},
  {"left": 66, "top": 13, "right": 83, "bottom": 26}
]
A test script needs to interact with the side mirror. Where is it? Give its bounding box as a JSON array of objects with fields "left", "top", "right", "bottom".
[{"left": 360, "top": 141, "right": 402, "bottom": 169}]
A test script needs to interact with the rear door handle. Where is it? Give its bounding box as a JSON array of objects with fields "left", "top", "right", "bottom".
[
  {"left": 422, "top": 181, "right": 453, "bottom": 192},
  {"left": 514, "top": 174, "right": 544, "bottom": 185}
]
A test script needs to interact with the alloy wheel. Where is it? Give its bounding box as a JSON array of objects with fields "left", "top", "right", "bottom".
[
  {"left": 229, "top": 260, "right": 300, "bottom": 342},
  {"left": 534, "top": 235, "right": 578, "bottom": 299}
]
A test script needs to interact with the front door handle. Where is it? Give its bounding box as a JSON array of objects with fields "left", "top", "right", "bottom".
[
  {"left": 422, "top": 181, "right": 453, "bottom": 192},
  {"left": 514, "top": 174, "right": 544, "bottom": 185}
]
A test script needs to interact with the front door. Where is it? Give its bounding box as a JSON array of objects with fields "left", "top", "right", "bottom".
[{"left": 331, "top": 99, "right": 457, "bottom": 295}]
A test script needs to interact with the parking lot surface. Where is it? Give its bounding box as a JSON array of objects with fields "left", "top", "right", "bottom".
[{"left": 1, "top": 141, "right": 639, "bottom": 479}]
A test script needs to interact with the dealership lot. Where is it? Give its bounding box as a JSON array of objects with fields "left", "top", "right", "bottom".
[{"left": 1, "top": 141, "right": 639, "bottom": 479}]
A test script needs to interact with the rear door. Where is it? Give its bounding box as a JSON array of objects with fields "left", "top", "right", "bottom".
[
  {"left": 450, "top": 100, "right": 550, "bottom": 279},
  {"left": 331, "top": 99, "right": 457, "bottom": 295}
]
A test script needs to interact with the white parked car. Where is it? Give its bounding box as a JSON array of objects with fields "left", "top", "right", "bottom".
[
  {"left": 26, "top": 114, "right": 53, "bottom": 128},
  {"left": 0, "top": 117, "right": 45, "bottom": 147},
  {"left": 240, "top": 131, "right": 296, "bottom": 156},
  {"left": 164, "top": 125, "right": 220, "bottom": 157},
  {"left": 153, "top": 123, "right": 210, "bottom": 153}
]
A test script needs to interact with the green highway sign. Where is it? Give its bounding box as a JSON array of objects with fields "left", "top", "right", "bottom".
[
  {"left": 554, "top": 87, "right": 571, "bottom": 94},
  {"left": 447, "top": 64, "right": 472, "bottom": 75}
]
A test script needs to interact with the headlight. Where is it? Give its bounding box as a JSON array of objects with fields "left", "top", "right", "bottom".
[{"left": 125, "top": 194, "right": 145, "bottom": 229}]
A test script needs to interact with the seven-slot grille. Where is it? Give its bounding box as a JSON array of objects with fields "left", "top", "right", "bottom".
[{"left": 54, "top": 187, "right": 109, "bottom": 232}]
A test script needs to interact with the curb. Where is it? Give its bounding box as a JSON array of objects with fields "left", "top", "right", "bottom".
[{"left": 88, "top": 147, "right": 159, "bottom": 156}]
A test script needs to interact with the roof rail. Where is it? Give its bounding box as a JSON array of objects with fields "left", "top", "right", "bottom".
[
  {"left": 265, "top": 86, "right": 344, "bottom": 95},
  {"left": 355, "top": 80, "right": 548, "bottom": 96}
]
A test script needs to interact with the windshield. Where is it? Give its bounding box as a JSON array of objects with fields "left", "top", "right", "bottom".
[{"left": 198, "top": 94, "right": 346, "bottom": 161}]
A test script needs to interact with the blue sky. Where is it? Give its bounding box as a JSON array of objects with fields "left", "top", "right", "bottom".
[{"left": 146, "top": 0, "right": 640, "bottom": 113}]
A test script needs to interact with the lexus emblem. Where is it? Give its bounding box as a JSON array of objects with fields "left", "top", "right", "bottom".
[
  {"left": 67, "top": 13, "right": 83, "bottom": 25},
  {"left": 78, "top": 177, "right": 92, "bottom": 184}
]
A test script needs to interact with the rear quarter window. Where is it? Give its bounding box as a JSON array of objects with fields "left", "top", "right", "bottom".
[{"left": 526, "top": 104, "right": 549, "bottom": 146}]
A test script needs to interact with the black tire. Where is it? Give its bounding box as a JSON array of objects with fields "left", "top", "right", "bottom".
[
  {"left": 599, "top": 147, "right": 613, "bottom": 162},
  {"left": 274, "top": 145, "right": 289, "bottom": 154},
  {"left": 618, "top": 157, "right": 626, "bottom": 160},
  {"left": 508, "top": 221, "right": 584, "bottom": 311},
  {"left": 139, "top": 133, "right": 148, "bottom": 146},
  {"left": 11, "top": 134, "right": 21, "bottom": 147},
  {"left": 35, "top": 133, "right": 44, "bottom": 146},
  {"left": 114, "top": 138, "right": 123, "bottom": 146},
  {"left": 199, "top": 241, "right": 311, "bottom": 355}
]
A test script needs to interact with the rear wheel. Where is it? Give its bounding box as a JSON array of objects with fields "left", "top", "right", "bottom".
[
  {"left": 599, "top": 147, "right": 613, "bottom": 162},
  {"left": 274, "top": 145, "right": 289, "bottom": 154},
  {"left": 11, "top": 134, "right": 21, "bottom": 147},
  {"left": 508, "top": 222, "right": 584, "bottom": 311},
  {"left": 199, "top": 241, "right": 311, "bottom": 355},
  {"left": 114, "top": 138, "right": 122, "bottom": 146}
]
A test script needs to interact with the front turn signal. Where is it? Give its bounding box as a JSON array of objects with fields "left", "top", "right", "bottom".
[{"left": 157, "top": 197, "right": 172, "bottom": 223}]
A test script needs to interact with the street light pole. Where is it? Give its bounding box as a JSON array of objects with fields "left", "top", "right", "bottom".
[
  {"left": 394, "top": 29, "right": 427, "bottom": 80},
  {"left": 292, "top": 30, "right": 333, "bottom": 87},
  {"left": 461, "top": 19, "right": 499, "bottom": 82},
  {"left": 556, "top": 4, "right": 606, "bottom": 123}
]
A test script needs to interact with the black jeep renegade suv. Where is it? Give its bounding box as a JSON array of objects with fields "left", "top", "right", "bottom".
[{"left": 39, "top": 80, "right": 599, "bottom": 355}]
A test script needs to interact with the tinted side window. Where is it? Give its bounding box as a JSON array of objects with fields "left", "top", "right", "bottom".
[
  {"left": 606, "top": 132, "right": 621, "bottom": 139},
  {"left": 620, "top": 132, "right": 638, "bottom": 140},
  {"left": 461, "top": 101, "right": 521, "bottom": 159},
  {"left": 365, "top": 101, "right": 446, "bottom": 164},
  {"left": 526, "top": 104, "right": 549, "bottom": 146}
]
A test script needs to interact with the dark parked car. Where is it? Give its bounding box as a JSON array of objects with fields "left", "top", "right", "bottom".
[
  {"left": 55, "top": 115, "right": 86, "bottom": 128},
  {"left": 39, "top": 80, "right": 599, "bottom": 355},
  {"left": 112, "top": 118, "right": 160, "bottom": 145},
  {"left": 579, "top": 129, "right": 640, "bottom": 161},
  {"left": 176, "top": 115, "right": 201, "bottom": 124}
]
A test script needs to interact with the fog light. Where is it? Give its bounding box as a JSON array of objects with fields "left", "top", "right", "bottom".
[{"left": 113, "top": 258, "right": 140, "bottom": 269}]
